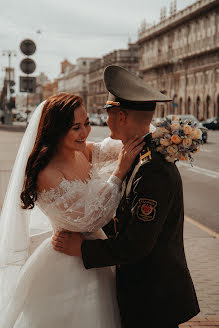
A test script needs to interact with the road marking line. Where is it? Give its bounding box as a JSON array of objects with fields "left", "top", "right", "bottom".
[
  {"left": 185, "top": 215, "right": 219, "bottom": 238},
  {"left": 178, "top": 163, "right": 219, "bottom": 179}
]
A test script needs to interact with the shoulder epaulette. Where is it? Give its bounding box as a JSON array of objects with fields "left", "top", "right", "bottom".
[{"left": 139, "top": 147, "right": 152, "bottom": 164}]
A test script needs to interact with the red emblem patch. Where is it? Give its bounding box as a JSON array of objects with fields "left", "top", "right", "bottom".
[{"left": 136, "top": 198, "right": 157, "bottom": 222}]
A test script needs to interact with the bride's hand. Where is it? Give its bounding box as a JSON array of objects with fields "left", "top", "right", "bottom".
[{"left": 113, "top": 136, "right": 145, "bottom": 181}]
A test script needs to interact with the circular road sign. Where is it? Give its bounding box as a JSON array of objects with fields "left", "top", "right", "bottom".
[
  {"left": 20, "top": 58, "right": 36, "bottom": 74},
  {"left": 20, "top": 39, "right": 36, "bottom": 56},
  {"left": 9, "top": 80, "right": 15, "bottom": 87}
]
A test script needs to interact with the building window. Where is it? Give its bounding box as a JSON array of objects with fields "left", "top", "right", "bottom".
[
  {"left": 217, "top": 95, "right": 219, "bottom": 117},
  {"left": 187, "top": 97, "right": 191, "bottom": 114},
  {"left": 179, "top": 98, "right": 182, "bottom": 115},
  {"left": 206, "top": 95, "right": 210, "bottom": 118},
  {"left": 196, "top": 97, "right": 200, "bottom": 119}
]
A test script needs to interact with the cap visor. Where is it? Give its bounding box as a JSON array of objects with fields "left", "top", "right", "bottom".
[{"left": 104, "top": 104, "right": 116, "bottom": 109}]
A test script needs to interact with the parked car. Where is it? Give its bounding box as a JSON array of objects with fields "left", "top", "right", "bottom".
[
  {"left": 202, "top": 117, "right": 219, "bottom": 130},
  {"left": 100, "top": 113, "right": 107, "bottom": 126},
  {"left": 89, "top": 114, "right": 100, "bottom": 126},
  {"left": 166, "top": 114, "right": 208, "bottom": 143},
  {"left": 16, "top": 112, "right": 27, "bottom": 122}
]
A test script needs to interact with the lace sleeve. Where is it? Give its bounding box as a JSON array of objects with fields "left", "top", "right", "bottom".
[
  {"left": 92, "top": 137, "right": 123, "bottom": 165},
  {"left": 38, "top": 173, "right": 121, "bottom": 233}
]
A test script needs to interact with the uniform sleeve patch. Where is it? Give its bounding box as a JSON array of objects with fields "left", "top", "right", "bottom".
[{"left": 136, "top": 198, "right": 157, "bottom": 222}]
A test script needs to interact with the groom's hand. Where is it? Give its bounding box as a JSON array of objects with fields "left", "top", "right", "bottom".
[{"left": 52, "top": 230, "right": 84, "bottom": 257}]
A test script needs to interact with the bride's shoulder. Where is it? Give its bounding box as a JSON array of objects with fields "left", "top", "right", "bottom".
[
  {"left": 82, "top": 142, "right": 94, "bottom": 162},
  {"left": 37, "top": 167, "right": 64, "bottom": 193}
]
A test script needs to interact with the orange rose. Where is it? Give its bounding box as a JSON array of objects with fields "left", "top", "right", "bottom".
[
  {"left": 161, "top": 127, "right": 170, "bottom": 134},
  {"left": 183, "top": 137, "right": 192, "bottom": 148},
  {"left": 178, "top": 152, "right": 188, "bottom": 161},
  {"left": 171, "top": 122, "right": 180, "bottom": 131},
  {"left": 171, "top": 135, "right": 182, "bottom": 144},
  {"left": 167, "top": 144, "right": 178, "bottom": 155},
  {"left": 160, "top": 138, "right": 172, "bottom": 146},
  {"left": 184, "top": 125, "right": 193, "bottom": 135},
  {"left": 190, "top": 129, "right": 202, "bottom": 140},
  {"left": 193, "top": 148, "right": 200, "bottom": 154}
]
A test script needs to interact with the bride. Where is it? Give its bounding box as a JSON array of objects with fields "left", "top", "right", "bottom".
[{"left": 0, "top": 93, "right": 145, "bottom": 327}]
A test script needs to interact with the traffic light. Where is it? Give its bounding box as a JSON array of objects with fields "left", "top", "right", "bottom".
[
  {"left": 20, "top": 76, "right": 36, "bottom": 93},
  {"left": 19, "top": 39, "right": 36, "bottom": 93}
]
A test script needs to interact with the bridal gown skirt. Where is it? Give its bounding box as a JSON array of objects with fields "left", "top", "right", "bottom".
[{"left": 1, "top": 237, "right": 121, "bottom": 328}]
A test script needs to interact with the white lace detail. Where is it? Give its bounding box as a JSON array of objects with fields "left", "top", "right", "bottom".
[
  {"left": 37, "top": 138, "right": 123, "bottom": 233},
  {"left": 92, "top": 137, "right": 122, "bottom": 165}
]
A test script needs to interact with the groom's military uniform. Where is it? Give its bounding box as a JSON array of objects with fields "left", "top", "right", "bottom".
[{"left": 81, "top": 65, "right": 200, "bottom": 328}]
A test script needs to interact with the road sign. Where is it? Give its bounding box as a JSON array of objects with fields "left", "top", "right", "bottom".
[
  {"left": 20, "top": 76, "right": 36, "bottom": 93},
  {"left": 9, "top": 80, "right": 15, "bottom": 87},
  {"left": 20, "top": 58, "right": 36, "bottom": 74},
  {"left": 20, "top": 39, "right": 36, "bottom": 56}
]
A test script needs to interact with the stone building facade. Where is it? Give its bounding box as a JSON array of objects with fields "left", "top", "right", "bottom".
[
  {"left": 58, "top": 58, "right": 97, "bottom": 108},
  {"left": 87, "top": 43, "right": 139, "bottom": 113},
  {"left": 138, "top": 0, "right": 219, "bottom": 120},
  {"left": 43, "top": 79, "right": 58, "bottom": 100}
]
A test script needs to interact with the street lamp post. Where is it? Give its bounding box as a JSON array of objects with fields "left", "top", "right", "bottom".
[{"left": 2, "top": 50, "right": 17, "bottom": 124}]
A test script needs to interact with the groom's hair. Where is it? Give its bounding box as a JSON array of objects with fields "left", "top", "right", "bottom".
[
  {"left": 127, "top": 109, "right": 154, "bottom": 125},
  {"left": 21, "top": 93, "right": 83, "bottom": 209}
]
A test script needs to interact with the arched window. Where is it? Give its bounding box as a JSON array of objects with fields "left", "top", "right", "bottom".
[
  {"left": 179, "top": 98, "right": 182, "bottom": 115},
  {"left": 161, "top": 105, "right": 165, "bottom": 118},
  {"left": 217, "top": 95, "right": 219, "bottom": 117},
  {"left": 173, "top": 94, "right": 178, "bottom": 114},
  {"left": 206, "top": 95, "right": 210, "bottom": 118},
  {"left": 196, "top": 97, "right": 200, "bottom": 119},
  {"left": 187, "top": 97, "right": 191, "bottom": 114}
]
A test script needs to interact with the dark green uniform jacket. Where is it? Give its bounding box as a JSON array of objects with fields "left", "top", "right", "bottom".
[{"left": 81, "top": 134, "right": 200, "bottom": 327}]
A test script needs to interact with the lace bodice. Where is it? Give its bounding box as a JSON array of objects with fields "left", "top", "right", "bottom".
[{"left": 37, "top": 138, "right": 123, "bottom": 233}]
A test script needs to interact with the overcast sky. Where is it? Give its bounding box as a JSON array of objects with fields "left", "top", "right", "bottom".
[{"left": 0, "top": 0, "right": 195, "bottom": 90}]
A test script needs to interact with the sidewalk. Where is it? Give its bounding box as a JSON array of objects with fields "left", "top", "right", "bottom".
[
  {"left": 180, "top": 316, "right": 219, "bottom": 327},
  {"left": 179, "top": 218, "right": 219, "bottom": 327},
  {"left": 0, "top": 122, "right": 26, "bottom": 133}
]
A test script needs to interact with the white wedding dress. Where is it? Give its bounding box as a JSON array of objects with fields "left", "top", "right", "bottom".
[{"left": 0, "top": 137, "right": 123, "bottom": 328}]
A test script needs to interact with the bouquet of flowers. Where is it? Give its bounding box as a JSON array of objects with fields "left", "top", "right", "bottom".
[{"left": 152, "top": 116, "right": 203, "bottom": 163}]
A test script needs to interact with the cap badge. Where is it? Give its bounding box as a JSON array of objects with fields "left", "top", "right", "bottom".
[{"left": 106, "top": 101, "right": 120, "bottom": 107}]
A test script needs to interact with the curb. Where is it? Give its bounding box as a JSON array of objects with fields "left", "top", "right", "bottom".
[{"left": 0, "top": 124, "right": 26, "bottom": 133}]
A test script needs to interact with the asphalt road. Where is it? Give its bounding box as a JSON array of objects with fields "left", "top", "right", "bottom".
[{"left": 0, "top": 125, "right": 219, "bottom": 233}]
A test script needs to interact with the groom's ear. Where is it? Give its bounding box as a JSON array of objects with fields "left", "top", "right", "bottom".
[{"left": 118, "top": 109, "right": 128, "bottom": 126}]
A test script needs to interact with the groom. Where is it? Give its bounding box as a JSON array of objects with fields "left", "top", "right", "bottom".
[{"left": 52, "top": 65, "right": 200, "bottom": 328}]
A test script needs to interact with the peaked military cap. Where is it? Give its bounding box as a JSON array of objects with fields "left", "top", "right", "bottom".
[{"left": 103, "top": 65, "right": 172, "bottom": 111}]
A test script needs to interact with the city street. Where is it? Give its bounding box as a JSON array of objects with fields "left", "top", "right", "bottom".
[{"left": 0, "top": 125, "right": 219, "bottom": 233}]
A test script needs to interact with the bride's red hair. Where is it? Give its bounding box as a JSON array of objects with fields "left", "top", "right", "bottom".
[{"left": 21, "top": 93, "right": 83, "bottom": 209}]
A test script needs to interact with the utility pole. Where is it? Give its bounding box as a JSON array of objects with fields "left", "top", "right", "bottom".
[{"left": 2, "top": 50, "right": 16, "bottom": 124}]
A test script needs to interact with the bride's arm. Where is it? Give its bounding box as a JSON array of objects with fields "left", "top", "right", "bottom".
[
  {"left": 92, "top": 137, "right": 123, "bottom": 165},
  {"left": 39, "top": 136, "right": 144, "bottom": 233},
  {"left": 38, "top": 167, "right": 122, "bottom": 233}
]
